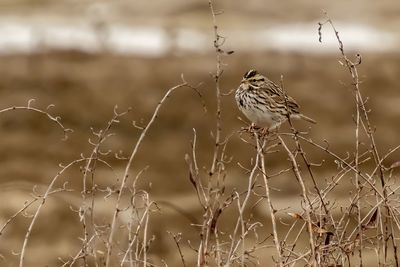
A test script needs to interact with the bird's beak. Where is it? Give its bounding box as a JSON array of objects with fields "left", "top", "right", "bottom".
[{"left": 241, "top": 78, "right": 246, "bottom": 83}]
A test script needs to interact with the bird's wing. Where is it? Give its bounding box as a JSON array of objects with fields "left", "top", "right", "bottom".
[{"left": 261, "top": 80, "right": 300, "bottom": 115}]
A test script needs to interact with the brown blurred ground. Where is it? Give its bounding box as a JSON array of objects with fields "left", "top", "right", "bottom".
[{"left": 0, "top": 1, "right": 400, "bottom": 266}]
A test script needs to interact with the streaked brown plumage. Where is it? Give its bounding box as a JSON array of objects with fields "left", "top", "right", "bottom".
[{"left": 235, "top": 69, "right": 315, "bottom": 130}]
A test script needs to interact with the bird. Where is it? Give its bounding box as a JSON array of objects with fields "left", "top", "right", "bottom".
[{"left": 235, "top": 69, "right": 316, "bottom": 132}]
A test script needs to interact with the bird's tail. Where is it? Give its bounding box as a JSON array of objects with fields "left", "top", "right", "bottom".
[{"left": 298, "top": 114, "right": 316, "bottom": 124}]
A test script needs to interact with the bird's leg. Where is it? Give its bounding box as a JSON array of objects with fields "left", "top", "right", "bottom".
[
  {"left": 259, "top": 123, "right": 282, "bottom": 138},
  {"left": 259, "top": 127, "right": 270, "bottom": 137},
  {"left": 250, "top": 123, "right": 261, "bottom": 133},
  {"left": 241, "top": 123, "right": 261, "bottom": 133}
]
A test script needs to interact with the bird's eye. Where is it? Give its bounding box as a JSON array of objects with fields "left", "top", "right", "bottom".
[{"left": 249, "top": 78, "right": 262, "bottom": 82}]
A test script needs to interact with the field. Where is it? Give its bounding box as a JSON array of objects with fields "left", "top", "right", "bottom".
[{"left": 0, "top": 1, "right": 400, "bottom": 267}]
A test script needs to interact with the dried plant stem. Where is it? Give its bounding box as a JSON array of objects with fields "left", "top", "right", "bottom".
[
  {"left": 226, "top": 141, "right": 260, "bottom": 265},
  {"left": 293, "top": 135, "right": 385, "bottom": 199},
  {"left": 142, "top": 195, "right": 150, "bottom": 266},
  {"left": 0, "top": 99, "right": 72, "bottom": 140},
  {"left": 80, "top": 106, "right": 130, "bottom": 265},
  {"left": 105, "top": 79, "right": 189, "bottom": 267},
  {"left": 278, "top": 136, "right": 316, "bottom": 266},
  {"left": 281, "top": 78, "right": 328, "bottom": 216},
  {"left": 354, "top": 70, "right": 364, "bottom": 266},
  {"left": 318, "top": 14, "right": 397, "bottom": 265},
  {"left": 208, "top": 0, "right": 223, "bottom": 176},
  {"left": 192, "top": 2, "right": 231, "bottom": 266},
  {"left": 0, "top": 185, "right": 69, "bottom": 235},
  {"left": 19, "top": 158, "right": 86, "bottom": 267},
  {"left": 61, "top": 234, "right": 99, "bottom": 267},
  {"left": 120, "top": 196, "right": 152, "bottom": 265},
  {"left": 168, "top": 232, "right": 186, "bottom": 267},
  {"left": 256, "top": 134, "right": 283, "bottom": 266}
]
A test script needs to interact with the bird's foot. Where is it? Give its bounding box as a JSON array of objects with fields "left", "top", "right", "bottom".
[
  {"left": 241, "top": 123, "right": 261, "bottom": 133},
  {"left": 259, "top": 127, "right": 270, "bottom": 137}
]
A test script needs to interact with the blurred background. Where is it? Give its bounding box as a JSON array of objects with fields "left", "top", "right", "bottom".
[{"left": 0, "top": 0, "right": 399, "bottom": 266}]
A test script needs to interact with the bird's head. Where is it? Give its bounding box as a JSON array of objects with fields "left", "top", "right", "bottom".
[{"left": 241, "top": 69, "right": 266, "bottom": 86}]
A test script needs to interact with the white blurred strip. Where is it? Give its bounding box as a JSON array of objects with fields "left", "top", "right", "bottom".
[
  {"left": 0, "top": 19, "right": 396, "bottom": 56},
  {"left": 107, "top": 25, "right": 169, "bottom": 55},
  {"left": 256, "top": 23, "right": 397, "bottom": 53}
]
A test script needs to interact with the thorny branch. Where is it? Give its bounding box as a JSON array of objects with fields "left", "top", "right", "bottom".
[{"left": 0, "top": 99, "right": 73, "bottom": 140}]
